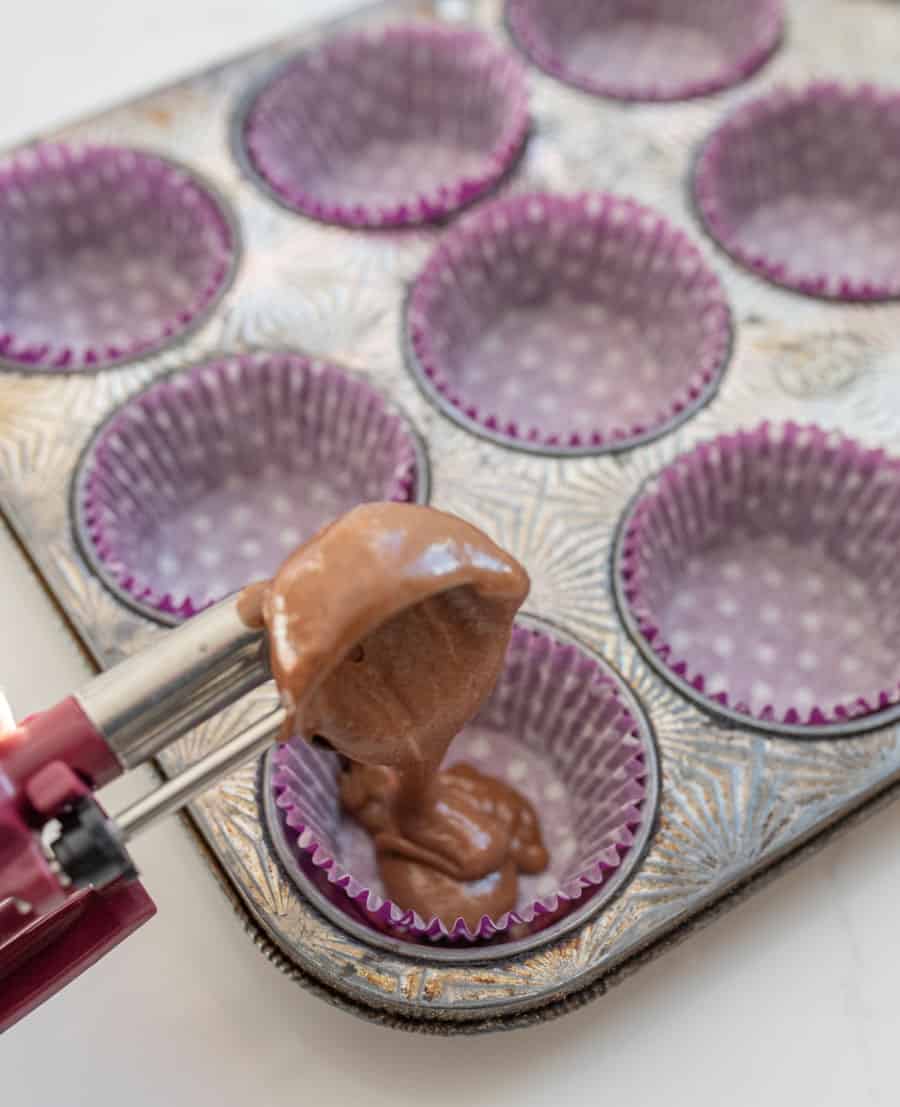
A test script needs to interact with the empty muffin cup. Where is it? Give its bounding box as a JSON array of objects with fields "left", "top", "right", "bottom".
[
  {"left": 74, "top": 351, "right": 427, "bottom": 623},
  {"left": 406, "top": 192, "right": 731, "bottom": 454},
  {"left": 271, "top": 622, "right": 655, "bottom": 943},
  {"left": 239, "top": 24, "right": 529, "bottom": 228},
  {"left": 506, "top": 0, "right": 784, "bottom": 102},
  {"left": 0, "top": 144, "right": 238, "bottom": 372},
  {"left": 695, "top": 83, "right": 900, "bottom": 301},
  {"left": 617, "top": 423, "right": 900, "bottom": 735}
]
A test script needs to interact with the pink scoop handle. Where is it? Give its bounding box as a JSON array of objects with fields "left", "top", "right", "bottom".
[
  {"left": 7, "top": 695, "right": 122, "bottom": 796},
  {"left": 0, "top": 880, "right": 156, "bottom": 1032},
  {"left": 0, "top": 695, "right": 153, "bottom": 1031}
]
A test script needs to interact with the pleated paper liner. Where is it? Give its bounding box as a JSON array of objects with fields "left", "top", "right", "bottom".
[
  {"left": 74, "top": 351, "right": 427, "bottom": 624},
  {"left": 694, "top": 82, "right": 900, "bottom": 301},
  {"left": 406, "top": 191, "right": 731, "bottom": 455},
  {"left": 0, "top": 144, "right": 237, "bottom": 372},
  {"left": 617, "top": 423, "right": 900, "bottom": 736},
  {"left": 506, "top": 0, "right": 784, "bottom": 102},
  {"left": 272, "top": 622, "right": 656, "bottom": 943},
  {"left": 239, "top": 24, "right": 528, "bottom": 228}
]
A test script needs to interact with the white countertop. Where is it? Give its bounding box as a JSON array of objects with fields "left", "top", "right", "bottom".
[{"left": 4, "top": 3, "right": 900, "bottom": 1103}]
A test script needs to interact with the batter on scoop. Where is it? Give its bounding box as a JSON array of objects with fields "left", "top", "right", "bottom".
[{"left": 239, "top": 502, "right": 548, "bottom": 929}]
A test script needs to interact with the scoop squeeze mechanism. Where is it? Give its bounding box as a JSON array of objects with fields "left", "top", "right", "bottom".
[{"left": 0, "top": 593, "right": 285, "bottom": 1029}]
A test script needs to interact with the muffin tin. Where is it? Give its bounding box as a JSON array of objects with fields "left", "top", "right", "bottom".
[{"left": 3, "top": 0, "right": 900, "bottom": 1034}]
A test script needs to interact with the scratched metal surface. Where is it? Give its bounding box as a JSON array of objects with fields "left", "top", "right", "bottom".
[{"left": 4, "top": 0, "right": 900, "bottom": 1031}]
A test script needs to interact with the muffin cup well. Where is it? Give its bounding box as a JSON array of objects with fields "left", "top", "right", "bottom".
[
  {"left": 74, "top": 351, "right": 427, "bottom": 623},
  {"left": 617, "top": 423, "right": 900, "bottom": 736},
  {"left": 0, "top": 144, "right": 238, "bottom": 372},
  {"left": 406, "top": 192, "right": 731, "bottom": 455},
  {"left": 272, "top": 622, "right": 654, "bottom": 943},
  {"left": 506, "top": 0, "right": 784, "bottom": 102},
  {"left": 238, "top": 24, "right": 528, "bottom": 229},
  {"left": 694, "top": 83, "right": 900, "bottom": 301}
]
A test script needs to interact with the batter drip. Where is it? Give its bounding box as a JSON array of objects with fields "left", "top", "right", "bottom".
[{"left": 240, "top": 502, "right": 547, "bottom": 928}]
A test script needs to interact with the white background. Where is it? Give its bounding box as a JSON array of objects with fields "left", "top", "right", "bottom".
[{"left": 3, "top": 3, "right": 900, "bottom": 1104}]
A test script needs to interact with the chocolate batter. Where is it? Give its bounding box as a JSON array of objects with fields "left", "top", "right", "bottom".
[{"left": 241, "top": 502, "right": 548, "bottom": 928}]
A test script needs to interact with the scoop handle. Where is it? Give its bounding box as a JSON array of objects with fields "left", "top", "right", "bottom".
[{"left": 76, "top": 594, "right": 269, "bottom": 770}]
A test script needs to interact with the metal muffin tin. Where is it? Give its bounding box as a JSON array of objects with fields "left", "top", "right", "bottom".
[{"left": 3, "top": 0, "right": 900, "bottom": 1032}]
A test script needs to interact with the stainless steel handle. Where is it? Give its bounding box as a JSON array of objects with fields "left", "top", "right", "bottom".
[
  {"left": 76, "top": 596, "right": 270, "bottom": 769},
  {"left": 115, "top": 705, "right": 285, "bottom": 841}
]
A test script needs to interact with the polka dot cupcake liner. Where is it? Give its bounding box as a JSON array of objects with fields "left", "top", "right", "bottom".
[
  {"left": 506, "top": 0, "right": 784, "bottom": 103},
  {"left": 616, "top": 423, "right": 900, "bottom": 736},
  {"left": 406, "top": 192, "right": 732, "bottom": 455},
  {"left": 694, "top": 83, "right": 900, "bottom": 301},
  {"left": 238, "top": 24, "right": 529, "bottom": 229},
  {"left": 73, "top": 351, "right": 427, "bottom": 624},
  {"left": 0, "top": 144, "right": 238, "bottom": 372},
  {"left": 271, "top": 623, "right": 653, "bottom": 943}
]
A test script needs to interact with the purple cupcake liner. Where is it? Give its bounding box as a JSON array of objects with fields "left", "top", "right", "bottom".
[
  {"left": 0, "top": 144, "right": 238, "bottom": 372},
  {"left": 694, "top": 83, "right": 900, "bottom": 302},
  {"left": 272, "top": 623, "right": 651, "bottom": 943},
  {"left": 506, "top": 0, "right": 784, "bottom": 103},
  {"left": 74, "top": 351, "right": 427, "bottom": 624},
  {"left": 240, "top": 24, "right": 529, "bottom": 229},
  {"left": 407, "top": 192, "right": 731, "bottom": 454},
  {"left": 618, "top": 423, "right": 900, "bottom": 734}
]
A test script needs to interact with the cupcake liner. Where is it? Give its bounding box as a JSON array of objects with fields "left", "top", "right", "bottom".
[
  {"left": 272, "top": 623, "right": 651, "bottom": 942},
  {"left": 239, "top": 24, "right": 529, "bottom": 229},
  {"left": 406, "top": 192, "right": 731, "bottom": 454},
  {"left": 74, "top": 351, "right": 426, "bottom": 623},
  {"left": 0, "top": 144, "right": 238, "bottom": 372},
  {"left": 506, "top": 0, "right": 784, "bottom": 103},
  {"left": 618, "top": 423, "right": 900, "bottom": 733},
  {"left": 694, "top": 83, "right": 900, "bottom": 301}
]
